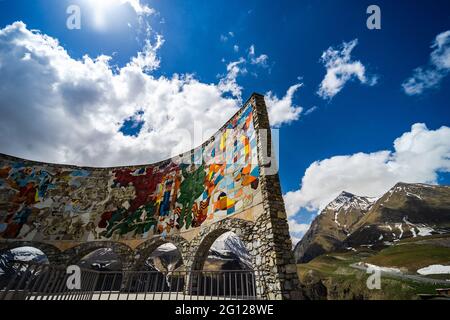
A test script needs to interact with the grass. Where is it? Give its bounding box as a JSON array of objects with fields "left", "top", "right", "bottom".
[
  {"left": 364, "top": 244, "right": 450, "bottom": 273},
  {"left": 297, "top": 239, "right": 449, "bottom": 300}
]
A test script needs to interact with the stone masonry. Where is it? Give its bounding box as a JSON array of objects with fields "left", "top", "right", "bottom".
[{"left": 0, "top": 93, "right": 302, "bottom": 300}]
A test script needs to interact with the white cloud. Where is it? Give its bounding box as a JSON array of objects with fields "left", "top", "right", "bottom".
[
  {"left": 251, "top": 54, "right": 269, "bottom": 67},
  {"left": 248, "top": 44, "right": 269, "bottom": 68},
  {"left": 127, "top": 34, "right": 164, "bottom": 72},
  {"left": 402, "top": 30, "right": 450, "bottom": 95},
  {"left": 84, "top": 0, "right": 154, "bottom": 31},
  {"left": 304, "top": 106, "right": 318, "bottom": 116},
  {"left": 0, "top": 22, "right": 300, "bottom": 167},
  {"left": 317, "top": 39, "right": 377, "bottom": 99},
  {"left": 120, "top": 0, "right": 154, "bottom": 15},
  {"left": 220, "top": 32, "right": 234, "bottom": 42},
  {"left": 218, "top": 58, "right": 246, "bottom": 100},
  {"left": 284, "top": 123, "right": 450, "bottom": 217},
  {"left": 265, "top": 84, "right": 303, "bottom": 127},
  {"left": 249, "top": 44, "right": 255, "bottom": 56},
  {"left": 0, "top": 22, "right": 240, "bottom": 167},
  {"left": 288, "top": 219, "right": 311, "bottom": 246},
  {"left": 233, "top": 45, "right": 239, "bottom": 52}
]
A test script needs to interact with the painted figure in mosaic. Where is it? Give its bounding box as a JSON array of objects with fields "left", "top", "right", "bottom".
[{"left": 0, "top": 104, "right": 262, "bottom": 241}]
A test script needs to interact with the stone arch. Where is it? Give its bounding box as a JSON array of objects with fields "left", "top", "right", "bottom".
[
  {"left": 188, "top": 218, "right": 256, "bottom": 272},
  {"left": 184, "top": 219, "right": 257, "bottom": 297},
  {"left": 0, "top": 241, "right": 62, "bottom": 265},
  {"left": 62, "top": 241, "right": 134, "bottom": 270},
  {"left": 132, "top": 235, "right": 189, "bottom": 271}
]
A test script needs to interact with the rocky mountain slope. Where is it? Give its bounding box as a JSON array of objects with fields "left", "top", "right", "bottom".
[{"left": 294, "top": 183, "right": 450, "bottom": 263}]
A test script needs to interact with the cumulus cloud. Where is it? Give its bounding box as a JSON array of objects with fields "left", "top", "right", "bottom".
[
  {"left": 288, "top": 219, "right": 311, "bottom": 246},
  {"left": 0, "top": 22, "right": 240, "bottom": 166},
  {"left": 317, "top": 39, "right": 377, "bottom": 99},
  {"left": 284, "top": 123, "right": 450, "bottom": 217},
  {"left": 265, "top": 84, "right": 303, "bottom": 126},
  {"left": 218, "top": 58, "right": 246, "bottom": 100},
  {"left": 402, "top": 30, "right": 450, "bottom": 95},
  {"left": 127, "top": 34, "right": 164, "bottom": 72},
  {"left": 0, "top": 22, "right": 299, "bottom": 167}
]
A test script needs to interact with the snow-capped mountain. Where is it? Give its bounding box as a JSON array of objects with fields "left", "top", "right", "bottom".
[
  {"left": 295, "top": 183, "right": 450, "bottom": 263},
  {"left": 78, "top": 248, "right": 122, "bottom": 271},
  {"left": 205, "top": 231, "right": 252, "bottom": 271},
  {"left": 144, "top": 232, "right": 251, "bottom": 272},
  {"left": 294, "top": 191, "right": 377, "bottom": 263},
  {"left": 0, "top": 246, "right": 49, "bottom": 276},
  {"left": 145, "top": 243, "right": 183, "bottom": 273},
  {"left": 325, "top": 191, "right": 377, "bottom": 213}
]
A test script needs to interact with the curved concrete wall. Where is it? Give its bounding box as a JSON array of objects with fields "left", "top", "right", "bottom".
[{"left": 0, "top": 102, "right": 262, "bottom": 242}]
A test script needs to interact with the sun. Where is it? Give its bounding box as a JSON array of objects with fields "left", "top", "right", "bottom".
[{"left": 84, "top": 0, "right": 127, "bottom": 30}]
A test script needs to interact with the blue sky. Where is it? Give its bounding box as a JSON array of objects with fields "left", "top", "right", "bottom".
[{"left": 0, "top": 0, "right": 449, "bottom": 243}]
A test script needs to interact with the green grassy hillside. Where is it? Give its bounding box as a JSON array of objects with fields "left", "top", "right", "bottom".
[{"left": 297, "top": 234, "right": 450, "bottom": 300}]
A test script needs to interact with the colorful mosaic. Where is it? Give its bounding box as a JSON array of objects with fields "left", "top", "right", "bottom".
[{"left": 0, "top": 104, "right": 262, "bottom": 241}]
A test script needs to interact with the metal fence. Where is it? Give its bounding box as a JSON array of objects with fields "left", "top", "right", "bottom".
[{"left": 0, "top": 262, "right": 258, "bottom": 300}]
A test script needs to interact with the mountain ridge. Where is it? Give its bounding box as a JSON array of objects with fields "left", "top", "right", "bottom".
[{"left": 294, "top": 182, "right": 450, "bottom": 263}]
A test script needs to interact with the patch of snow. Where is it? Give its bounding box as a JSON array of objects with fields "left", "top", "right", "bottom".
[
  {"left": 417, "top": 226, "right": 434, "bottom": 237},
  {"left": 155, "top": 243, "right": 178, "bottom": 253},
  {"left": 406, "top": 192, "right": 422, "bottom": 200},
  {"left": 403, "top": 216, "right": 417, "bottom": 237},
  {"left": 378, "top": 234, "right": 384, "bottom": 241},
  {"left": 395, "top": 223, "right": 404, "bottom": 239},
  {"left": 334, "top": 212, "right": 341, "bottom": 227},
  {"left": 417, "top": 265, "right": 450, "bottom": 275},
  {"left": 9, "top": 247, "right": 47, "bottom": 262},
  {"left": 325, "top": 192, "right": 377, "bottom": 212},
  {"left": 385, "top": 189, "right": 395, "bottom": 202},
  {"left": 387, "top": 184, "right": 425, "bottom": 201},
  {"left": 210, "top": 231, "right": 252, "bottom": 268}
]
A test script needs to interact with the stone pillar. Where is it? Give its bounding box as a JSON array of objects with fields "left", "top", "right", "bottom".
[{"left": 249, "top": 93, "right": 303, "bottom": 300}]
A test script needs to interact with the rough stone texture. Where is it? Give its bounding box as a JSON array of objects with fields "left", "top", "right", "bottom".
[
  {"left": 250, "top": 93, "right": 303, "bottom": 300},
  {"left": 0, "top": 93, "right": 302, "bottom": 300}
]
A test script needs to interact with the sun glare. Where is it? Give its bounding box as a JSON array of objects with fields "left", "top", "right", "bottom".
[{"left": 84, "top": 0, "right": 127, "bottom": 30}]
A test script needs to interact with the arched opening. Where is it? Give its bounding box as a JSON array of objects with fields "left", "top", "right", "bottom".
[
  {"left": 61, "top": 242, "right": 133, "bottom": 294},
  {"left": 190, "top": 230, "right": 255, "bottom": 297},
  {"left": 0, "top": 246, "right": 49, "bottom": 291},
  {"left": 132, "top": 243, "right": 185, "bottom": 294},
  {"left": 63, "top": 241, "right": 133, "bottom": 269},
  {"left": 145, "top": 243, "right": 184, "bottom": 272},
  {"left": 205, "top": 231, "right": 252, "bottom": 271},
  {"left": 76, "top": 248, "right": 124, "bottom": 291},
  {"left": 78, "top": 248, "right": 123, "bottom": 271}
]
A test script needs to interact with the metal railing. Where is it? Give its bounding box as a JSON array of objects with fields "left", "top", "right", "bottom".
[{"left": 0, "top": 262, "right": 258, "bottom": 300}]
